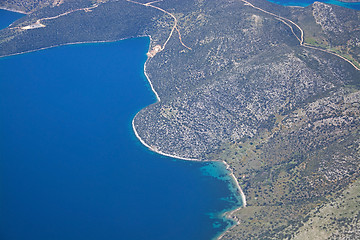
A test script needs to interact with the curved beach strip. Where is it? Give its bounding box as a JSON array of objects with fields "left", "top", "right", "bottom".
[{"left": 131, "top": 42, "right": 247, "bottom": 239}]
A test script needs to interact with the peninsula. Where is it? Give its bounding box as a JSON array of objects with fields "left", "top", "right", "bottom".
[{"left": 0, "top": 0, "right": 359, "bottom": 239}]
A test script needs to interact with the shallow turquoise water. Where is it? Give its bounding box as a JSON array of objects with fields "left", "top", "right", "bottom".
[
  {"left": 0, "top": 10, "right": 242, "bottom": 239},
  {"left": 1, "top": 0, "right": 356, "bottom": 238}
]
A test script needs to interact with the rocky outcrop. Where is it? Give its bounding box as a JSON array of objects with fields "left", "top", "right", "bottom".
[{"left": 312, "top": 2, "right": 343, "bottom": 33}]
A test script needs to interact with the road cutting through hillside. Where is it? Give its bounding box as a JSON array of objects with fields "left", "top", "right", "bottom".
[
  {"left": 240, "top": 0, "right": 359, "bottom": 71},
  {"left": 126, "top": 0, "right": 192, "bottom": 57}
]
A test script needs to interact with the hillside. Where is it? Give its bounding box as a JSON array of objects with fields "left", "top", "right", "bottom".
[{"left": 0, "top": 0, "right": 359, "bottom": 239}]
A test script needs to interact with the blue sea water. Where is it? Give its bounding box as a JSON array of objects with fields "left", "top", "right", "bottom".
[
  {"left": 0, "top": 11, "right": 243, "bottom": 240},
  {"left": 0, "top": 9, "right": 24, "bottom": 29},
  {"left": 266, "top": 0, "right": 360, "bottom": 10},
  {"left": 1, "top": 0, "right": 356, "bottom": 238}
]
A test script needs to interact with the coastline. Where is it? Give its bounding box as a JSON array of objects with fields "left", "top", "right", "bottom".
[
  {"left": 131, "top": 40, "right": 247, "bottom": 239},
  {"left": 0, "top": 35, "right": 150, "bottom": 59},
  {"left": 132, "top": 115, "right": 247, "bottom": 240},
  {"left": 216, "top": 161, "right": 247, "bottom": 240},
  {"left": 0, "top": 26, "right": 247, "bottom": 238},
  {"left": 0, "top": 6, "right": 27, "bottom": 14},
  {"left": 1, "top": 1, "right": 358, "bottom": 238}
]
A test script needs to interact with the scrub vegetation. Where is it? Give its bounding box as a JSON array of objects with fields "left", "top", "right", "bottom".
[{"left": 0, "top": 0, "right": 359, "bottom": 239}]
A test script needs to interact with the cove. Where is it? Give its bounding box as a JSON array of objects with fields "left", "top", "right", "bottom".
[
  {"left": 0, "top": 9, "right": 24, "bottom": 29},
  {"left": 0, "top": 36, "right": 242, "bottom": 240},
  {"left": 266, "top": 0, "right": 360, "bottom": 10}
]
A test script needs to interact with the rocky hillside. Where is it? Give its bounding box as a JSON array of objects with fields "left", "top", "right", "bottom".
[
  {"left": 290, "top": 1, "right": 360, "bottom": 68},
  {"left": 0, "top": 0, "right": 359, "bottom": 239},
  {"left": 0, "top": 0, "right": 57, "bottom": 13}
]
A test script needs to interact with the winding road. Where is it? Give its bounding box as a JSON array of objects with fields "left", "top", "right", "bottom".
[
  {"left": 8, "top": 0, "right": 359, "bottom": 70},
  {"left": 126, "top": 0, "right": 192, "bottom": 54},
  {"left": 240, "top": 0, "right": 360, "bottom": 71}
]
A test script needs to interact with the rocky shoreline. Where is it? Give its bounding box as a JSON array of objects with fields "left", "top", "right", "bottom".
[{"left": 0, "top": 0, "right": 359, "bottom": 239}]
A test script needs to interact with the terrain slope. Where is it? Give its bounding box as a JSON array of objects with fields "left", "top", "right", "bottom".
[{"left": 0, "top": 0, "right": 359, "bottom": 239}]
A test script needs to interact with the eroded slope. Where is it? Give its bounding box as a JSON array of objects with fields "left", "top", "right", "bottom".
[{"left": 0, "top": 0, "right": 359, "bottom": 239}]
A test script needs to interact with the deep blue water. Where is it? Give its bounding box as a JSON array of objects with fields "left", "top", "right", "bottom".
[
  {"left": 0, "top": 9, "right": 24, "bottom": 29},
  {"left": 266, "top": 0, "right": 360, "bottom": 10},
  {"left": 1, "top": 0, "right": 356, "bottom": 238},
  {"left": 0, "top": 11, "right": 242, "bottom": 240}
]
